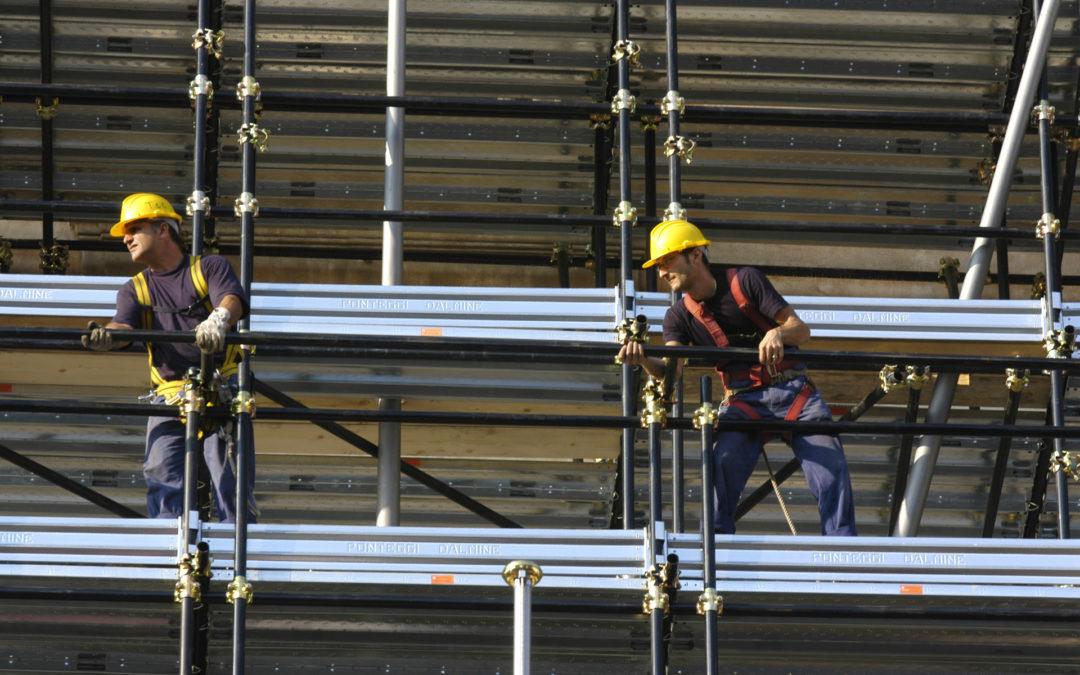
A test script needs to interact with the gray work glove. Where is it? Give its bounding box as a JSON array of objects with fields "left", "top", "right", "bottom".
[
  {"left": 81, "top": 320, "right": 114, "bottom": 351},
  {"left": 195, "top": 306, "right": 231, "bottom": 354}
]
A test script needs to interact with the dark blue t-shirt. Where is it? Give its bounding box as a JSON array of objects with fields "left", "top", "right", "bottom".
[
  {"left": 662, "top": 266, "right": 790, "bottom": 372},
  {"left": 112, "top": 254, "right": 247, "bottom": 381}
]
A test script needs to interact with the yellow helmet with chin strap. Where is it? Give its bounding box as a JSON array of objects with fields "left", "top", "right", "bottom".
[
  {"left": 110, "top": 193, "right": 182, "bottom": 237},
  {"left": 642, "top": 218, "right": 710, "bottom": 268}
]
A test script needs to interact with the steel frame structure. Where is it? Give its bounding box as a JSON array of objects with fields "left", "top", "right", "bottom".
[{"left": 1, "top": 1, "right": 1078, "bottom": 673}]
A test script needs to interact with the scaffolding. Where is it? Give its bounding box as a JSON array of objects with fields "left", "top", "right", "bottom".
[{"left": 2, "top": 1, "right": 1079, "bottom": 672}]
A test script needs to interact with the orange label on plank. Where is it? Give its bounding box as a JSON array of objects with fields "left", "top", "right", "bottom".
[
  {"left": 431, "top": 575, "right": 455, "bottom": 585},
  {"left": 900, "top": 585, "right": 923, "bottom": 595},
  {"left": 421, "top": 327, "right": 443, "bottom": 336}
]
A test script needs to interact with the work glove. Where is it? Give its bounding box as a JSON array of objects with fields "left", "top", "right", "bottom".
[
  {"left": 195, "top": 307, "right": 231, "bottom": 354},
  {"left": 81, "top": 320, "right": 113, "bottom": 351}
]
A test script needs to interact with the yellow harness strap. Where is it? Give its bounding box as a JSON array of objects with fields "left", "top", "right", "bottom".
[{"left": 134, "top": 255, "right": 242, "bottom": 400}]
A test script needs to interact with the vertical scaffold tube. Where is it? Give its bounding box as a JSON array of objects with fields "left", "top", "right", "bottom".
[
  {"left": 38, "top": 0, "right": 57, "bottom": 272},
  {"left": 697, "top": 376, "right": 719, "bottom": 675},
  {"left": 614, "top": 0, "right": 637, "bottom": 530},
  {"left": 230, "top": 0, "right": 259, "bottom": 669},
  {"left": 179, "top": 372, "right": 203, "bottom": 675},
  {"left": 503, "top": 561, "right": 542, "bottom": 675},
  {"left": 663, "top": 0, "right": 686, "bottom": 533},
  {"left": 378, "top": 0, "right": 406, "bottom": 527},
  {"left": 896, "top": 0, "right": 1063, "bottom": 536},
  {"left": 983, "top": 372, "right": 1026, "bottom": 537},
  {"left": 1032, "top": 31, "right": 1071, "bottom": 537}
]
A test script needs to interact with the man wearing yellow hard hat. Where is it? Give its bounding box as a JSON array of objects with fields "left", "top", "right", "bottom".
[
  {"left": 619, "top": 218, "right": 856, "bottom": 536},
  {"left": 82, "top": 193, "right": 257, "bottom": 523}
]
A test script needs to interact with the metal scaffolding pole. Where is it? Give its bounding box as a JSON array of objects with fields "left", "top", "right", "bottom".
[
  {"left": 228, "top": 0, "right": 260, "bottom": 669},
  {"left": 895, "top": 0, "right": 1063, "bottom": 537},
  {"left": 613, "top": 0, "right": 637, "bottom": 532},
  {"left": 982, "top": 370, "right": 1028, "bottom": 537},
  {"left": 696, "top": 376, "right": 720, "bottom": 675},
  {"left": 378, "top": 0, "right": 406, "bottom": 528},
  {"left": 37, "top": 0, "right": 64, "bottom": 275}
]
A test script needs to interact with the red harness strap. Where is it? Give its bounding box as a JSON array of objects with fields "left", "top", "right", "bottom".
[
  {"left": 683, "top": 267, "right": 798, "bottom": 388},
  {"left": 727, "top": 380, "right": 815, "bottom": 444}
]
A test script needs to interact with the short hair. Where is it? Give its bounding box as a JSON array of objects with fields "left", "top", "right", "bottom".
[
  {"left": 157, "top": 219, "right": 186, "bottom": 249},
  {"left": 683, "top": 245, "right": 709, "bottom": 265}
]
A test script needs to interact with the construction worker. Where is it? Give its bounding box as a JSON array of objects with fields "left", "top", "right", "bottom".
[
  {"left": 619, "top": 219, "right": 856, "bottom": 536},
  {"left": 81, "top": 193, "right": 257, "bottom": 523}
]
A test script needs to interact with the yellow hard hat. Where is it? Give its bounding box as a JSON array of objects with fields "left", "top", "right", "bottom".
[
  {"left": 642, "top": 219, "right": 710, "bottom": 268},
  {"left": 110, "top": 193, "right": 182, "bottom": 237}
]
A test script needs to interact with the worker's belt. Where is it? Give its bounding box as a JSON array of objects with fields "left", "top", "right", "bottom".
[{"left": 724, "top": 366, "right": 807, "bottom": 399}]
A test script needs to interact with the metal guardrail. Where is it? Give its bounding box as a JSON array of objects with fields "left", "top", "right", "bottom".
[
  {"left": 2, "top": 274, "right": 1075, "bottom": 344},
  {"left": 3, "top": 516, "right": 1080, "bottom": 602}
]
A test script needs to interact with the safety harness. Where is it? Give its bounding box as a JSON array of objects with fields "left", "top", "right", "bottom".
[
  {"left": 683, "top": 267, "right": 804, "bottom": 394},
  {"left": 132, "top": 255, "right": 242, "bottom": 403}
]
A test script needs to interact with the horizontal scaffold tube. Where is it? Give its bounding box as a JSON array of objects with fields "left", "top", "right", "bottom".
[
  {"left": 1, "top": 398, "right": 1078, "bottom": 438},
  {"left": 2, "top": 83, "right": 1077, "bottom": 131},
  {"left": 4, "top": 327, "right": 1080, "bottom": 375},
  {"left": 4, "top": 199, "right": 1076, "bottom": 242}
]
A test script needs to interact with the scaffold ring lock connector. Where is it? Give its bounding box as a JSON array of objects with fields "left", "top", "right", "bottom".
[
  {"left": 188, "top": 74, "right": 214, "bottom": 103},
  {"left": 226, "top": 575, "right": 254, "bottom": 605},
  {"left": 174, "top": 556, "right": 201, "bottom": 603},
  {"left": 1035, "top": 212, "right": 1060, "bottom": 240},
  {"left": 693, "top": 401, "right": 718, "bottom": 429},
  {"left": 1043, "top": 328, "right": 1075, "bottom": 359},
  {"left": 664, "top": 135, "right": 696, "bottom": 165},
  {"left": 878, "top": 365, "right": 903, "bottom": 393},
  {"left": 696, "top": 587, "right": 722, "bottom": 615},
  {"left": 640, "top": 378, "right": 669, "bottom": 428},
  {"left": 612, "top": 40, "right": 641, "bottom": 66},
  {"left": 1032, "top": 100, "right": 1055, "bottom": 126},
  {"left": 642, "top": 581, "right": 669, "bottom": 615},
  {"left": 191, "top": 28, "right": 224, "bottom": 60},
  {"left": 612, "top": 200, "right": 637, "bottom": 228},
  {"left": 588, "top": 113, "right": 612, "bottom": 130},
  {"left": 611, "top": 88, "right": 636, "bottom": 115},
  {"left": 180, "top": 380, "right": 206, "bottom": 419},
  {"left": 1050, "top": 449, "right": 1078, "bottom": 481},
  {"left": 234, "top": 192, "right": 259, "bottom": 218},
  {"left": 664, "top": 202, "right": 687, "bottom": 221},
  {"left": 1005, "top": 368, "right": 1030, "bottom": 392},
  {"left": 639, "top": 115, "right": 662, "bottom": 132},
  {"left": 502, "top": 560, "right": 543, "bottom": 586},
  {"left": 661, "top": 90, "right": 685, "bottom": 117},
  {"left": 231, "top": 390, "right": 256, "bottom": 417},
  {"left": 236, "top": 75, "right": 261, "bottom": 101},
  {"left": 905, "top": 365, "right": 929, "bottom": 390},
  {"left": 238, "top": 123, "right": 270, "bottom": 152},
  {"left": 186, "top": 190, "right": 209, "bottom": 216},
  {"left": 34, "top": 97, "right": 59, "bottom": 120}
]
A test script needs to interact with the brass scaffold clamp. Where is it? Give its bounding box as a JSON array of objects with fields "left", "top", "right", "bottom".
[
  {"left": 1036, "top": 212, "right": 1061, "bottom": 240},
  {"left": 905, "top": 365, "right": 930, "bottom": 390},
  {"left": 664, "top": 201, "right": 687, "bottom": 222},
  {"left": 238, "top": 122, "right": 270, "bottom": 152},
  {"left": 611, "top": 88, "right": 636, "bottom": 115},
  {"left": 639, "top": 115, "right": 662, "bottom": 133},
  {"left": 188, "top": 74, "right": 214, "bottom": 104},
  {"left": 642, "top": 564, "right": 670, "bottom": 616},
  {"left": 640, "top": 377, "right": 669, "bottom": 427},
  {"left": 0, "top": 238, "right": 13, "bottom": 273},
  {"left": 231, "top": 390, "right": 257, "bottom": 418},
  {"left": 693, "top": 401, "right": 718, "bottom": 430},
  {"left": 191, "top": 28, "right": 225, "bottom": 60},
  {"left": 612, "top": 40, "right": 641, "bottom": 67},
  {"left": 186, "top": 189, "right": 210, "bottom": 216},
  {"left": 179, "top": 374, "right": 207, "bottom": 424},
  {"left": 234, "top": 191, "right": 260, "bottom": 218},
  {"left": 226, "top": 575, "right": 254, "bottom": 605},
  {"left": 35, "top": 96, "right": 59, "bottom": 121},
  {"left": 664, "top": 135, "right": 696, "bottom": 165},
  {"left": 1051, "top": 449, "right": 1079, "bottom": 482},
  {"left": 614, "top": 315, "right": 648, "bottom": 364},
  {"left": 1043, "top": 327, "right": 1076, "bottom": 359},
  {"left": 696, "top": 586, "right": 723, "bottom": 616},
  {"left": 878, "top": 365, "right": 904, "bottom": 393},
  {"left": 39, "top": 242, "right": 69, "bottom": 274},
  {"left": 174, "top": 553, "right": 202, "bottom": 603},
  {"left": 1005, "top": 368, "right": 1030, "bottom": 393},
  {"left": 661, "top": 90, "right": 685, "bottom": 118},
  {"left": 588, "top": 113, "right": 612, "bottom": 131},
  {"left": 612, "top": 200, "right": 638, "bottom": 228},
  {"left": 236, "top": 75, "right": 262, "bottom": 101}
]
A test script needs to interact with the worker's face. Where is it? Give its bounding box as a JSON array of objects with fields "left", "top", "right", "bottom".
[
  {"left": 656, "top": 248, "right": 696, "bottom": 292},
  {"left": 122, "top": 219, "right": 167, "bottom": 265}
]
